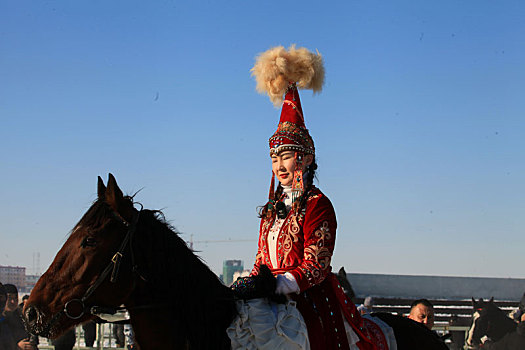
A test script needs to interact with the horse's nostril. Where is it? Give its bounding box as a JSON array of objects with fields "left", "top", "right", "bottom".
[{"left": 25, "top": 305, "right": 39, "bottom": 324}]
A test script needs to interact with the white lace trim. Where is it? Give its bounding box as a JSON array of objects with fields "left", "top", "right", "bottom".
[
  {"left": 268, "top": 186, "right": 292, "bottom": 268},
  {"left": 268, "top": 218, "right": 284, "bottom": 268},
  {"left": 227, "top": 298, "right": 310, "bottom": 350},
  {"left": 276, "top": 273, "right": 300, "bottom": 295},
  {"left": 344, "top": 319, "right": 361, "bottom": 349}
]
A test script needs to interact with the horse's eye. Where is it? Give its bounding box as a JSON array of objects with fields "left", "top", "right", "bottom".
[{"left": 81, "top": 237, "right": 97, "bottom": 248}]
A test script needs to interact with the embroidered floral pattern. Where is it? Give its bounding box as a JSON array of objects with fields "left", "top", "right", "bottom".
[
  {"left": 363, "top": 318, "right": 389, "bottom": 350},
  {"left": 252, "top": 216, "right": 275, "bottom": 275},
  {"left": 307, "top": 194, "right": 320, "bottom": 201},
  {"left": 269, "top": 121, "right": 314, "bottom": 155},
  {"left": 281, "top": 214, "right": 301, "bottom": 266},
  {"left": 302, "top": 221, "right": 332, "bottom": 285},
  {"left": 252, "top": 187, "right": 336, "bottom": 290}
]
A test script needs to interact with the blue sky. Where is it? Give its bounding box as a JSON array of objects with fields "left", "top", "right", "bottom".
[{"left": 1, "top": 1, "right": 524, "bottom": 280}]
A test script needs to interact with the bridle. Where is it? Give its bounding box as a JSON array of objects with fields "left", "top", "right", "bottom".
[{"left": 43, "top": 204, "right": 143, "bottom": 334}]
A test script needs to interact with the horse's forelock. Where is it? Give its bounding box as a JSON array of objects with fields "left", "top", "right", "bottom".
[{"left": 72, "top": 198, "right": 124, "bottom": 237}]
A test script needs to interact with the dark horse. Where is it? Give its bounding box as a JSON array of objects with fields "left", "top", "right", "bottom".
[
  {"left": 25, "top": 174, "right": 448, "bottom": 349},
  {"left": 335, "top": 267, "right": 448, "bottom": 350},
  {"left": 464, "top": 297, "right": 517, "bottom": 349},
  {"left": 25, "top": 174, "right": 236, "bottom": 349},
  {"left": 335, "top": 266, "right": 357, "bottom": 302}
]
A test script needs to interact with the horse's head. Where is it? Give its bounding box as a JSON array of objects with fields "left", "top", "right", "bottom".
[
  {"left": 465, "top": 297, "right": 514, "bottom": 349},
  {"left": 24, "top": 174, "right": 138, "bottom": 338},
  {"left": 335, "top": 266, "right": 356, "bottom": 301}
]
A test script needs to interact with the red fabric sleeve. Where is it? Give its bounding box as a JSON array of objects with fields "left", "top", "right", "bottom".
[{"left": 289, "top": 194, "right": 337, "bottom": 292}]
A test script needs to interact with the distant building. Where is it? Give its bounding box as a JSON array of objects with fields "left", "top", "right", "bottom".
[
  {"left": 347, "top": 272, "right": 525, "bottom": 300},
  {"left": 0, "top": 265, "right": 26, "bottom": 290},
  {"left": 222, "top": 260, "right": 243, "bottom": 286},
  {"left": 24, "top": 274, "right": 40, "bottom": 293}
]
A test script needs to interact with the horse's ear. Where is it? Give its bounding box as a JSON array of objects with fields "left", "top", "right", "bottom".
[
  {"left": 338, "top": 267, "right": 346, "bottom": 276},
  {"left": 489, "top": 297, "right": 494, "bottom": 303},
  {"left": 106, "top": 174, "right": 135, "bottom": 221},
  {"left": 105, "top": 174, "right": 134, "bottom": 220},
  {"left": 97, "top": 176, "right": 106, "bottom": 199},
  {"left": 472, "top": 297, "right": 477, "bottom": 307}
]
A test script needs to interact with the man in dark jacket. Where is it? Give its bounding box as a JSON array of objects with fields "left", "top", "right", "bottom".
[
  {"left": 0, "top": 282, "right": 18, "bottom": 350},
  {"left": 3, "top": 284, "right": 37, "bottom": 349}
]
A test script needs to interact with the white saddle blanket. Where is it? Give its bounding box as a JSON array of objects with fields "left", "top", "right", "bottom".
[{"left": 227, "top": 299, "right": 310, "bottom": 350}]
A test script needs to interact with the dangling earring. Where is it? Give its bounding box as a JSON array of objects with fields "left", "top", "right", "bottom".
[{"left": 291, "top": 152, "right": 304, "bottom": 212}]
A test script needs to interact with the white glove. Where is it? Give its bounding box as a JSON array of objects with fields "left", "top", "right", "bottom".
[
  {"left": 275, "top": 272, "right": 300, "bottom": 295},
  {"left": 91, "top": 308, "right": 130, "bottom": 322}
]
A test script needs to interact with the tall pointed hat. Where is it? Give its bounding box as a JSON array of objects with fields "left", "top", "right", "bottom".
[
  {"left": 251, "top": 45, "right": 324, "bottom": 156},
  {"left": 251, "top": 45, "right": 325, "bottom": 211}
]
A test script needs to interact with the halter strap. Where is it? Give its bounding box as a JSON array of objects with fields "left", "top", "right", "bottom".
[{"left": 59, "top": 206, "right": 142, "bottom": 322}]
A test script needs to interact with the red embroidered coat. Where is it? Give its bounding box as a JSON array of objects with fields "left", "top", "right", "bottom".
[{"left": 251, "top": 187, "right": 386, "bottom": 350}]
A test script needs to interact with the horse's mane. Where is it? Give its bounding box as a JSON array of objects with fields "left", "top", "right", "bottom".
[
  {"left": 135, "top": 208, "right": 224, "bottom": 286},
  {"left": 485, "top": 302, "right": 516, "bottom": 328},
  {"left": 75, "top": 197, "right": 237, "bottom": 348},
  {"left": 130, "top": 207, "right": 237, "bottom": 348}
]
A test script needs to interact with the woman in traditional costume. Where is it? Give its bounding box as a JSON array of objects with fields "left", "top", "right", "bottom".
[{"left": 229, "top": 46, "right": 390, "bottom": 350}]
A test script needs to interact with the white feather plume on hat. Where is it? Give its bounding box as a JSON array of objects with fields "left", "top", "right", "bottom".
[{"left": 251, "top": 45, "right": 325, "bottom": 107}]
